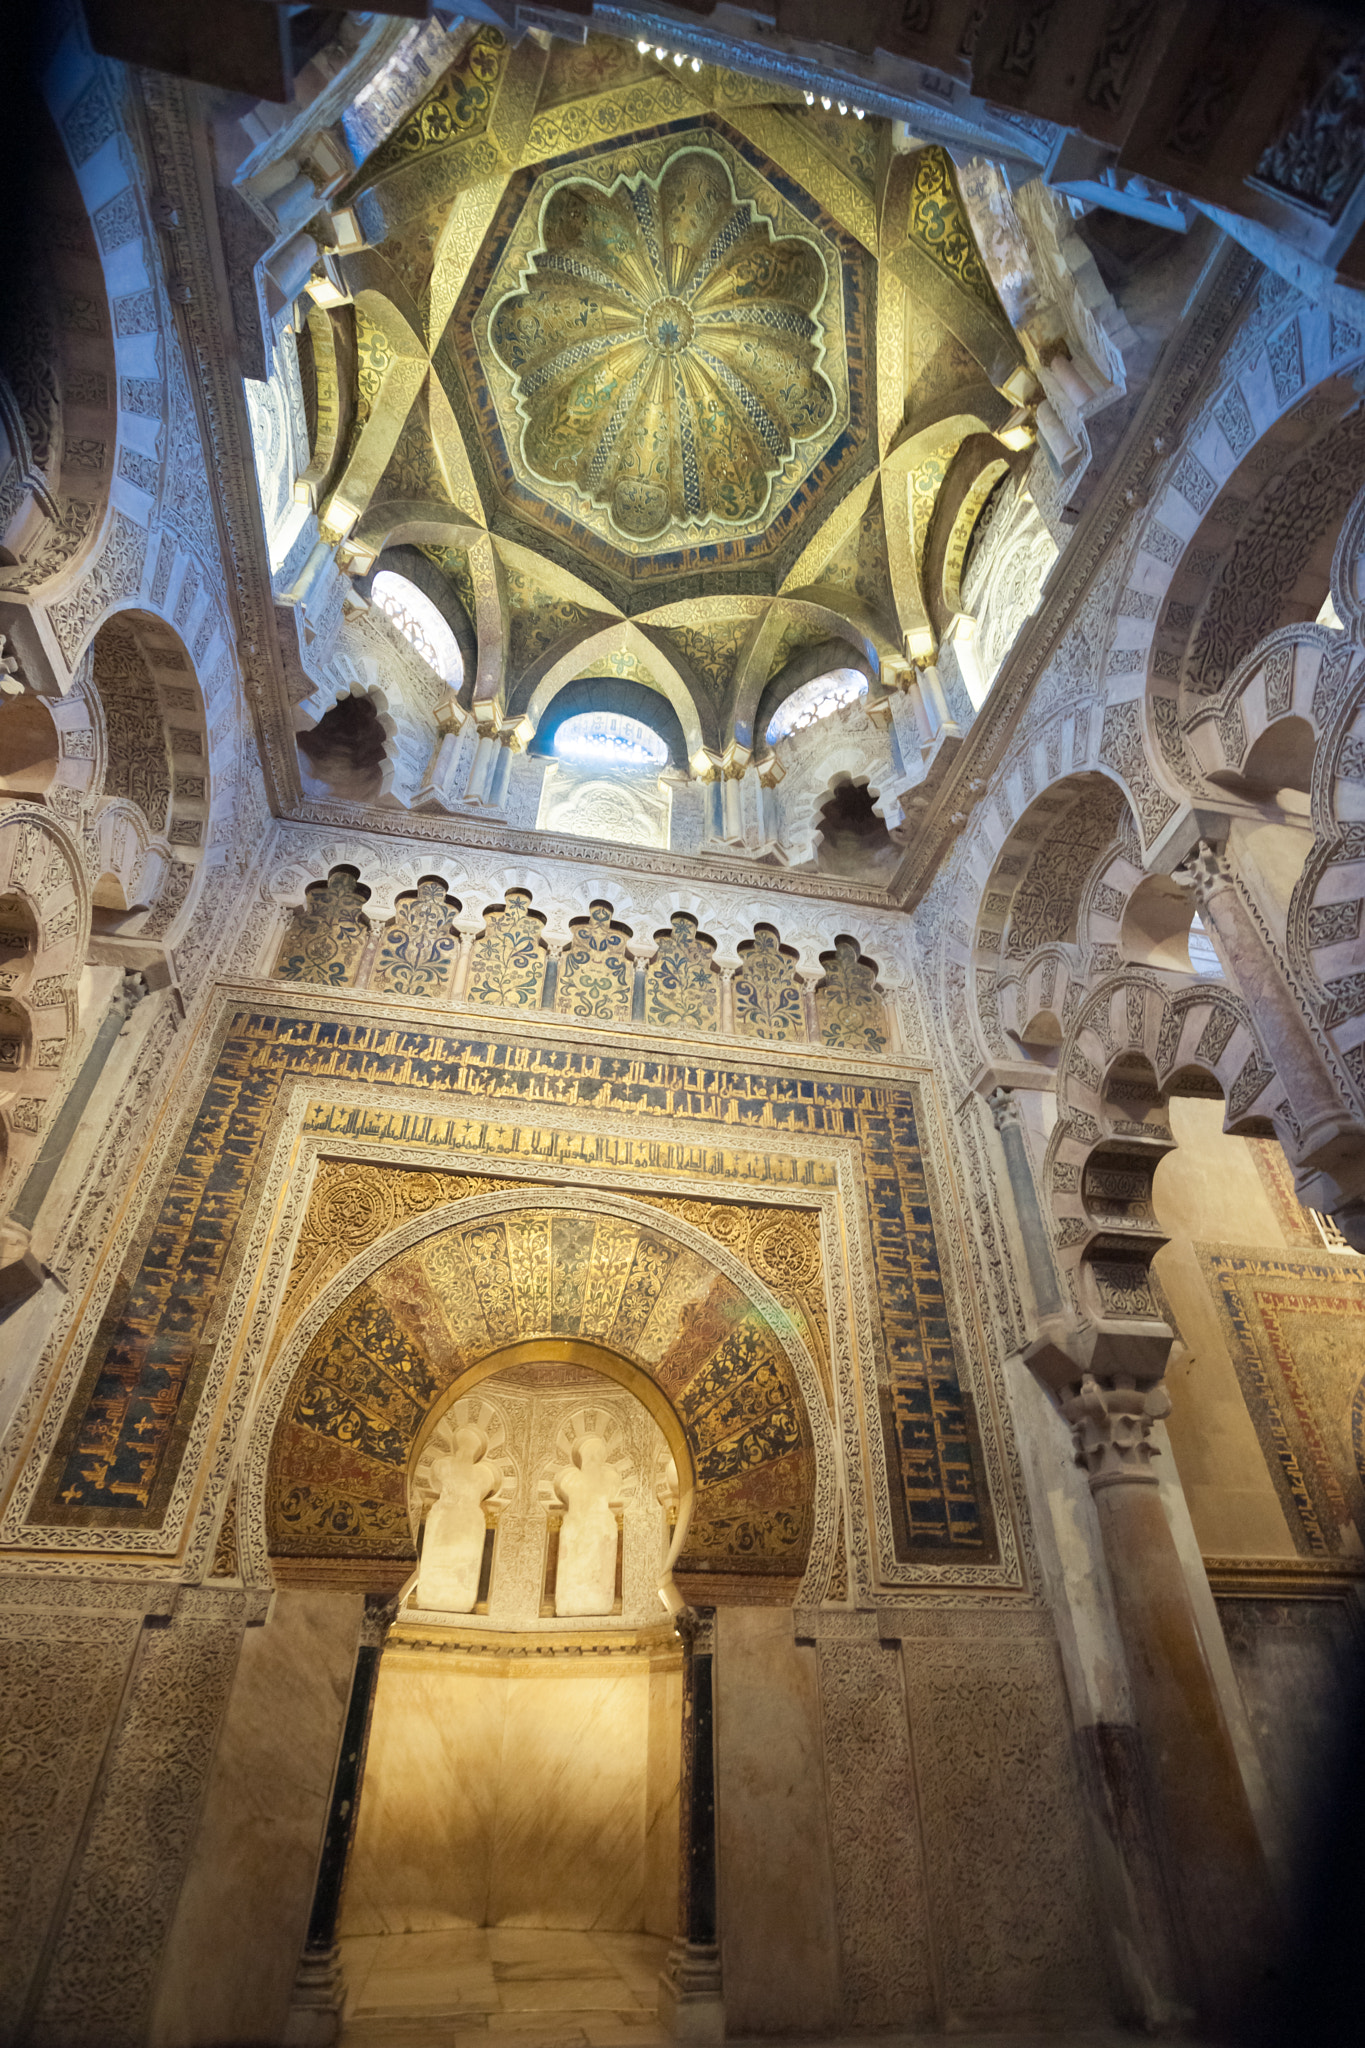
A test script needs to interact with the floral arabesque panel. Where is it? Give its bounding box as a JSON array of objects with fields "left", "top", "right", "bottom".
[
  {"left": 644, "top": 913, "right": 718, "bottom": 1033},
  {"left": 555, "top": 902, "right": 632, "bottom": 1022},
  {"left": 273, "top": 869, "right": 370, "bottom": 986},
  {"left": 372, "top": 879, "right": 459, "bottom": 1000},
  {"left": 733, "top": 925, "right": 804, "bottom": 1041},
  {"left": 466, "top": 889, "right": 547, "bottom": 1008},
  {"left": 816, "top": 937, "right": 889, "bottom": 1052}
]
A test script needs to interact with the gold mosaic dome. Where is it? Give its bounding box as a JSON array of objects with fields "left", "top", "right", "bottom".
[{"left": 487, "top": 148, "right": 837, "bottom": 547}]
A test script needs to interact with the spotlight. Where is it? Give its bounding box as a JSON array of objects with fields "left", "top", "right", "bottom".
[
  {"left": 691, "top": 56, "right": 701, "bottom": 70},
  {"left": 637, "top": 38, "right": 649, "bottom": 52},
  {"left": 854, "top": 107, "right": 865, "bottom": 119},
  {"left": 820, "top": 95, "right": 831, "bottom": 109},
  {"left": 673, "top": 50, "right": 684, "bottom": 63},
  {"left": 837, "top": 100, "right": 847, "bottom": 114},
  {"left": 803, "top": 89, "right": 814, "bottom": 104},
  {"left": 655, "top": 46, "right": 666, "bottom": 59}
]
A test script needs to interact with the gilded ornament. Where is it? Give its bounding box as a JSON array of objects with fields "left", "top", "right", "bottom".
[{"left": 486, "top": 147, "right": 836, "bottom": 548}]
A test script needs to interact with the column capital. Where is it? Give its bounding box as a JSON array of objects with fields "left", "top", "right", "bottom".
[
  {"left": 1172, "top": 837, "right": 1232, "bottom": 912},
  {"left": 987, "top": 1083, "right": 1021, "bottom": 1132},
  {"left": 1062, "top": 1372, "right": 1172, "bottom": 1490}
]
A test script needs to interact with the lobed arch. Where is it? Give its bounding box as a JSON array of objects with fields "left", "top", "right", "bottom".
[
  {"left": 1094, "top": 291, "right": 1365, "bottom": 854},
  {"left": 526, "top": 677, "right": 690, "bottom": 773},
  {"left": 239, "top": 1186, "right": 836, "bottom": 1606},
  {"left": 1044, "top": 969, "right": 1286, "bottom": 1316},
  {"left": 358, "top": 543, "right": 475, "bottom": 694}
]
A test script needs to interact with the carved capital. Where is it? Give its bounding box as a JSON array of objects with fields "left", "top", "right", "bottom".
[
  {"left": 112, "top": 969, "right": 150, "bottom": 1024},
  {"left": 673, "top": 1603, "right": 715, "bottom": 1655},
  {"left": 987, "top": 1083, "right": 1021, "bottom": 1132},
  {"left": 1172, "top": 838, "right": 1231, "bottom": 913},
  {"left": 1062, "top": 1372, "right": 1172, "bottom": 1491}
]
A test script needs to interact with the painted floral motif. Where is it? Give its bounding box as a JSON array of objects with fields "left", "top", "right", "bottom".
[
  {"left": 372, "top": 878, "right": 459, "bottom": 1000},
  {"left": 556, "top": 901, "right": 631, "bottom": 1021},
  {"left": 466, "top": 889, "right": 547, "bottom": 1008},
  {"left": 644, "top": 913, "right": 718, "bottom": 1033},
  {"left": 733, "top": 925, "right": 804, "bottom": 1041},
  {"left": 489, "top": 147, "right": 834, "bottom": 545},
  {"left": 816, "top": 936, "right": 888, "bottom": 1052},
  {"left": 274, "top": 869, "right": 369, "bottom": 986}
]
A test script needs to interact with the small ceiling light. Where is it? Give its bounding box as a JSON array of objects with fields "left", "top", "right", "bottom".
[
  {"left": 820, "top": 95, "right": 831, "bottom": 109},
  {"left": 837, "top": 100, "right": 847, "bottom": 114},
  {"left": 655, "top": 46, "right": 666, "bottom": 59},
  {"left": 854, "top": 107, "right": 865, "bottom": 119},
  {"left": 691, "top": 56, "right": 701, "bottom": 71},
  {"left": 637, "top": 38, "right": 649, "bottom": 52},
  {"left": 803, "top": 90, "right": 814, "bottom": 104},
  {"left": 673, "top": 50, "right": 684, "bottom": 64}
]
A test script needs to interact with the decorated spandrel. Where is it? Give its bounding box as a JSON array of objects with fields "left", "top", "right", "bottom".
[
  {"left": 816, "top": 936, "right": 889, "bottom": 1052},
  {"left": 556, "top": 902, "right": 631, "bottom": 1022},
  {"left": 644, "top": 913, "right": 718, "bottom": 1033},
  {"left": 466, "top": 889, "right": 547, "bottom": 1008},
  {"left": 372, "top": 878, "right": 460, "bottom": 1000},
  {"left": 733, "top": 926, "right": 804, "bottom": 1041},
  {"left": 273, "top": 868, "right": 369, "bottom": 986}
]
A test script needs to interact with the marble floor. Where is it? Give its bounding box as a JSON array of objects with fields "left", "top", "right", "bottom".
[{"left": 337, "top": 1927, "right": 671, "bottom": 2048}]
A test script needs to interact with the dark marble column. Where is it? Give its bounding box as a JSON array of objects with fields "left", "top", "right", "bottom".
[
  {"left": 286, "top": 1597, "right": 390, "bottom": 2043},
  {"left": 659, "top": 1605, "right": 723, "bottom": 2041}
]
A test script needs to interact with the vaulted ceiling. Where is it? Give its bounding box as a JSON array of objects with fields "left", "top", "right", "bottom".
[{"left": 291, "top": 23, "right": 1034, "bottom": 731}]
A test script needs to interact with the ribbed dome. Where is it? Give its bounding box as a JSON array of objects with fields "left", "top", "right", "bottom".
[{"left": 489, "top": 148, "right": 836, "bottom": 546}]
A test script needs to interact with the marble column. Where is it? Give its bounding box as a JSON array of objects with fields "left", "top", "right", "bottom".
[
  {"left": 1177, "top": 840, "right": 1365, "bottom": 1231},
  {"left": 658, "top": 1607, "right": 722, "bottom": 2042},
  {"left": 1061, "top": 1363, "right": 1278, "bottom": 2027},
  {"left": 284, "top": 1597, "right": 391, "bottom": 2047}
]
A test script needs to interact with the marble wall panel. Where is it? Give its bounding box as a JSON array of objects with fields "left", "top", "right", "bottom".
[
  {"left": 341, "top": 1649, "right": 674, "bottom": 1938},
  {"left": 714, "top": 1607, "right": 840, "bottom": 2035},
  {"left": 489, "top": 1661, "right": 650, "bottom": 1928},
  {"left": 148, "top": 1589, "right": 364, "bottom": 2048},
  {"left": 341, "top": 1650, "right": 506, "bottom": 1934},
  {"left": 899, "top": 1616, "right": 1108, "bottom": 2029},
  {"left": 645, "top": 1658, "right": 683, "bottom": 1939}
]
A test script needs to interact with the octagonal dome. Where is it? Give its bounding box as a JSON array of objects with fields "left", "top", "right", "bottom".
[
  {"left": 464, "top": 126, "right": 858, "bottom": 572},
  {"left": 486, "top": 149, "right": 836, "bottom": 547}
]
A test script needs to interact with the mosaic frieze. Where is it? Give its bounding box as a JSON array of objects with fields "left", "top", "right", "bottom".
[
  {"left": 33, "top": 1010, "right": 995, "bottom": 1566},
  {"left": 372, "top": 878, "right": 459, "bottom": 1000},
  {"left": 816, "top": 936, "right": 889, "bottom": 1053},
  {"left": 465, "top": 889, "right": 547, "bottom": 1007},
  {"left": 272, "top": 868, "right": 369, "bottom": 987},
  {"left": 555, "top": 901, "right": 632, "bottom": 1022},
  {"left": 644, "top": 914, "right": 719, "bottom": 1033},
  {"left": 733, "top": 926, "right": 804, "bottom": 1041},
  {"left": 1198, "top": 1247, "right": 1365, "bottom": 1556}
]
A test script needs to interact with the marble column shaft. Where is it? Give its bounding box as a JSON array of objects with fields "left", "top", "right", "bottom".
[{"left": 1075, "top": 1381, "right": 1278, "bottom": 2025}]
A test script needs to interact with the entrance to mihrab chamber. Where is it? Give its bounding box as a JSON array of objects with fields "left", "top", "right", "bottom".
[{"left": 336, "top": 1354, "right": 686, "bottom": 2048}]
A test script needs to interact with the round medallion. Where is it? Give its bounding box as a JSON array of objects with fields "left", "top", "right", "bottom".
[{"left": 645, "top": 296, "right": 694, "bottom": 354}]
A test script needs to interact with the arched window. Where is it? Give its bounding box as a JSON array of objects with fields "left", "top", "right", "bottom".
[
  {"left": 371, "top": 571, "right": 463, "bottom": 685},
  {"left": 554, "top": 711, "right": 669, "bottom": 772},
  {"left": 766, "top": 667, "right": 867, "bottom": 743}
]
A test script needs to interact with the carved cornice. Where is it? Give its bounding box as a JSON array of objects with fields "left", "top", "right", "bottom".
[{"left": 282, "top": 796, "right": 900, "bottom": 906}]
